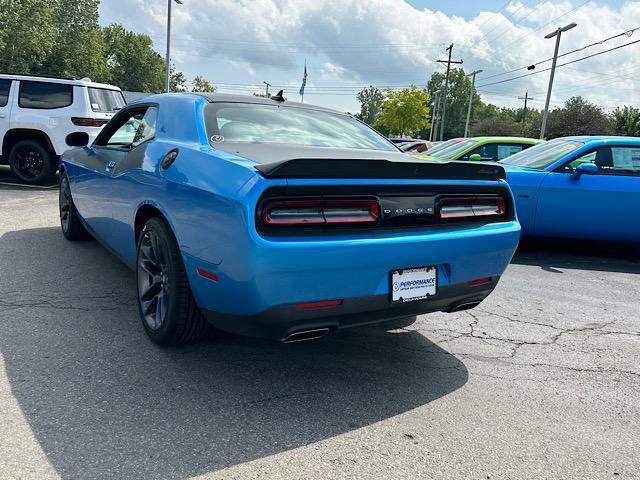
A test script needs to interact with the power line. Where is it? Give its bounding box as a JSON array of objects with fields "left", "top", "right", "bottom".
[
  {"left": 481, "top": 26, "right": 639, "bottom": 81},
  {"left": 476, "top": 37, "right": 640, "bottom": 88}
]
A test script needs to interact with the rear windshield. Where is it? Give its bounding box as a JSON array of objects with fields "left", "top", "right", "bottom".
[
  {"left": 204, "top": 102, "right": 397, "bottom": 151},
  {"left": 500, "top": 139, "right": 584, "bottom": 170},
  {"left": 88, "top": 88, "right": 126, "bottom": 112}
]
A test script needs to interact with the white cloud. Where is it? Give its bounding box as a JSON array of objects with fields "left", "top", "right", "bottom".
[{"left": 99, "top": 0, "right": 640, "bottom": 112}]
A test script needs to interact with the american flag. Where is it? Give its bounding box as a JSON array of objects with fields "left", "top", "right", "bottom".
[{"left": 299, "top": 62, "right": 307, "bottom": 98}]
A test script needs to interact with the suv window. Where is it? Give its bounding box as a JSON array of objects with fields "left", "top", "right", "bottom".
[
  {"left": 560, "top": 146, "right": 640, "bottom": 176},
  {"left": 19, "top": 81, "right": 73, "bottom": 109},
  {"left": 98, "top": 107, "right": 157, "bottom": 149},
  {"left": 0, "top": 79, "right": 11, "bottom": 107},
  {"left": 88, "top": 88, "right": 126, "bottom": 113}
]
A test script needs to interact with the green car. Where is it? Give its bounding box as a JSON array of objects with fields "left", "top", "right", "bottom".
[{"left": 415, "top": 136, "right": 543, "bottom": 162}]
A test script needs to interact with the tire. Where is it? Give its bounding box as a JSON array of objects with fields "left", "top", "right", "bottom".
[
  {"left": 9, "top": 139, "right": 55, "bottom": 184},
  {"left": 136, "top": 216, "right": 211, "bottom": 345},
  {"left": 59, "top": 172, "right": 91, "bottom": 241}
]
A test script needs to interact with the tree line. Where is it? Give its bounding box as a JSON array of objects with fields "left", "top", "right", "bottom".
[
  {"left": 357, "top": 67, "right": 640, "bottom": 139},
  {"left": 0, "top": 0, "right": 216, "bottom": 93}
]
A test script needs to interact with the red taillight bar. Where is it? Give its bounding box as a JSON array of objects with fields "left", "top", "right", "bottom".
[
  {"left": 438, "top": 196, "right": 506, "bottom": 219},
  {"left": 71, "top": 117, "right": 108, "bottom": 127},
  {"left": 262, "top": 199, "right": 379, "bottom": 226}
]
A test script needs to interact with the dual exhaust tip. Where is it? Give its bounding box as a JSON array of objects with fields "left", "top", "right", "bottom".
[{"left": 283, "top": 301, "right": 481, "bottom": 342}]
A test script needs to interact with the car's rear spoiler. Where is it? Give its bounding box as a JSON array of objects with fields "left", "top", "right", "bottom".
[{"left": 255, "top": 158, "right": 506, "bottom": 181}]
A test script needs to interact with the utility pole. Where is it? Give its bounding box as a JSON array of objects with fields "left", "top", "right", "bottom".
[
  {"left": 165, "top": 0, "right": 184, "bottom": 93},
  {"left": 436, "top": 44, "right": 463, "bottom": 141},
  {"left": 429, "top": 90, "right": 441, "bottom": 142},
  {"left": 263, "top": 81, "right": 271, "bottom": 97},
  {"left": 518, "top": 91, "right": 533, "bottom": 136},
  {"left": 464, "top": 70, "right": 482, "bottom": 138},
  {"left": 540, "top": 22, "right": 577, "bottom": 139}
]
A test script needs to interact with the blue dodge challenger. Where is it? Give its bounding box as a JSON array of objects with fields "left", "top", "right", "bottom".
[
  {"left": 500, "top": 136, "right": 640, "bottom": 242},
  {"left": 59, "top": 93, "right": 520, "bottom": 345}
]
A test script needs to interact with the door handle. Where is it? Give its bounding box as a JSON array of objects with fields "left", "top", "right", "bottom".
[{"left": 0, "top": 114, "right": 6, "bottom": 118}]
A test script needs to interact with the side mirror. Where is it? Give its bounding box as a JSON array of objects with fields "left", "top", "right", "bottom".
[
  {"left": 571, "top": 162, "right": 598, "bottom": 180},
  {"left": 468, "top": 153, "right": 482, "bottom": 162},
  {"left": 66, "top": 132, "right": 89, "bottom": 147}
]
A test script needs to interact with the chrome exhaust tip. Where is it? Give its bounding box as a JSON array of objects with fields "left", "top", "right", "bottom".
[{"left": 283, "top": 327, "right": 330, "bottom": 343}]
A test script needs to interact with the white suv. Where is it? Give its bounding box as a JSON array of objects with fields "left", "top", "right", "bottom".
[{"left": 0, "top": 74, "right": 126, "bottom": 184}]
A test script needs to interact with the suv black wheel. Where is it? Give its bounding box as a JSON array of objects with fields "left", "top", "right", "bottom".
[
  {"left": 136, "top": 216, "right": 212, "bottom": 345},
  {"left": 9, "top": 139, "right": 55, "bottom": 184},
  {"left": 59, "top": 172, "right": 91, "bottom": 241}
]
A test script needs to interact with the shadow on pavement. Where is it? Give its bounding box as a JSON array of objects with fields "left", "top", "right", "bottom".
[
  {"left": 0, "top": 165, "right": 58, "bottom": 189},
  {"left": 0, "top": 227, "right": 468, "bottom": 479},
  {"left": 512, "top": 237, "right": 640, "bottom": 274}
]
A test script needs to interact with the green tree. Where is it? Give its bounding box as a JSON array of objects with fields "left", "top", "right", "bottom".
[
  {"left": 103, "top": 24, "right": 165, "bottom": 92},
  {"left": 427, "top": 68, "right": 481, "bottom": 139},
  {"left": 0, "top": 0, "right": 57, "bottom": 74},
  {"left": 611, "top": 106, "right": 640, "bottom": 137},
  {"left": 170, "top": 65, "right": 187, "bottom": 92},
  {"left": 37, "top": 0, "right": 109, "bottom": 81},
  {"left": 192, "top": 75, "right": 217, "bottom": 93},
  {"left": 356, "top": 86, "right": 384, "bottom": 125},
  {"left": 546, "top": 96, "right": 612, "bottom": 139},
  {"left": 373, "top": 86, "right": 430, "bottom": 137}
]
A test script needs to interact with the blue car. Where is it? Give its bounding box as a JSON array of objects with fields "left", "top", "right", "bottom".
[
  {"left": 59, "top": 93, "right": 520, "bottom": 345},
  {"left": 500, "top": 136, "right": 640, "bottom": 242}
]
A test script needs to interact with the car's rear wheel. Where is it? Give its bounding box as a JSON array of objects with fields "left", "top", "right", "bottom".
[
  {"left": 9, "top": 139, "right": 55, "bottom": 184},
  {"left": 136, "top": 216, "right": 212, "bottom": 345},
  {"left": 59, "top": 172, "right": 91, "bottom": 241}
]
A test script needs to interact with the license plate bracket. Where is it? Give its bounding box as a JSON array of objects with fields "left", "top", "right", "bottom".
[{"left": 390, "top": 266, "right": 437, "bottom": 304}]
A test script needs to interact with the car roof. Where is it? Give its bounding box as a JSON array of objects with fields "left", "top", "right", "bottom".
[
  {"left": 557, "top": 135, "right": 640, "bottom": 144},
  {"left": 0, "top": 72, "right": 121, "bottom": 90},
  {"left": 469, "top": 136, "right": 542, "bottom": 143},
  {"left": 193, "top": 92, "right": 348, "bottom": 116}
]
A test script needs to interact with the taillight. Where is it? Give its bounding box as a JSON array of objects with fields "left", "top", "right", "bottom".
[
  {"left": 71, "top": 117, "right": 108, "bottom": 127},
  {"left": 438, "top": 196, "right": 506, "bottom": 219},
  {"left": 262, "top": 199, "right": 379, "bottom": 226}
]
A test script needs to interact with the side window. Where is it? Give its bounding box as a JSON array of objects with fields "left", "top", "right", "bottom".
[
  {"left": 463, "top": 143, "right": 497, "bottom": 161},
  {"left": 560, "top": 147, "right": 640, "bottom": 176},
  {"left": 100, "top": 107, "right": 157, "bottom": 149},
  {"left": 497, "top": 143, "right": 526, "bottom": 160},
  {"left": 18, "top": 81, "right": 73, "bottom": 109},
  {"left": 0, "top": 79, "right": 11, "bottom": 107}
]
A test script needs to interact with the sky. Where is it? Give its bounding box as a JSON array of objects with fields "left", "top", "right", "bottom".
[{"left": 98, "top": 0, "right": 640, "bottom": 114}]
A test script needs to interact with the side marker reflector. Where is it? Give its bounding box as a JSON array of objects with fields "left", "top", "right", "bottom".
[{"left": 197, "top": 267, "right": 219, "bottom": 282}]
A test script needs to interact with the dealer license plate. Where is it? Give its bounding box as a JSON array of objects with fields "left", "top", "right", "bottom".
[{"left": 391, "top": 266, "right": 437, "bottom": 303}]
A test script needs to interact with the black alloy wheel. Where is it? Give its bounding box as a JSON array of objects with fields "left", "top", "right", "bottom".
[
  {"left": 9, "top": 140, "right": 54, "bottom": 184},
  {"left": 136, "top": 217, "right": 211, "bottom": 345}
]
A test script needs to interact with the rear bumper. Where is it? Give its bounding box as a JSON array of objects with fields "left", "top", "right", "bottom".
[{"left": 202, "top": 278, "right": 498, "bottom": 341}]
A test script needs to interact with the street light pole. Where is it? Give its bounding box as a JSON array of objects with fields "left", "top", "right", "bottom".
[
  {"left": 539, "top": 22, "right": 576, "bottom": 140},
  {"left": 464, "top": 69, "right": 482, "bottom": 138},
  {"left": 263, "top": 81, "right": 271, "bottom": 97},
  {"left": 165, "top": 0, "right": 183, "bottom": 93},
  {"left": 429, "top": 90, "right": 441, "bottom": 142}
]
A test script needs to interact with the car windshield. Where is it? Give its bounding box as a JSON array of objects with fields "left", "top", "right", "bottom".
[
  {"left": 429, "top": 139, "right": 477, "bottom": 159},
  {"left": 88, "top": 88, "right": 126, "bottom": 112},
  {"left": 427, "top": 138, "right": 462, "bottom": 155},
  {"left": 204, "top": 103, "right": 397, "bottom": 151},
  {"left": 500, "top": 139, "right": 584, "bottom": 170}
]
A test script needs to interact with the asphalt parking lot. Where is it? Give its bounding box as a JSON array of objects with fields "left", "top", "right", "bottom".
[{"left": 0, "top": 173, "right": 639, "bottom": 480}]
